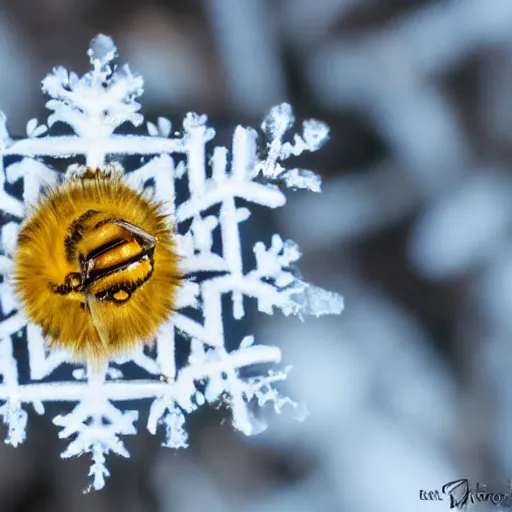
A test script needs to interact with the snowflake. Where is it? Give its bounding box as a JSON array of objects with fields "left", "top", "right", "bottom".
[{"left": 0, "top": 34, "right": 343, "bottom": 492}]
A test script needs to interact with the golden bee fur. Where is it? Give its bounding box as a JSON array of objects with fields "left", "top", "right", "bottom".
[{"left": 13, "top": 170, "right": 181, "bottom": 366}]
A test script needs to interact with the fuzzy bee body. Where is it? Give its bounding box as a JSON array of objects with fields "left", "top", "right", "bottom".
[{"left": 13, "top": 170, "right": 181, "bottom": 366}]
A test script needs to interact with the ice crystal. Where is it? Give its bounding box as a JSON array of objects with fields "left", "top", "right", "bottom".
[{"left": 0, "top": 34, "right": 343, "bottom": 492}]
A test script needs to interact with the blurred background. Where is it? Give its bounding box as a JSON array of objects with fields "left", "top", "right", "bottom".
[{"left": 1, "top": 0, "right": 512, "bottom": 510}]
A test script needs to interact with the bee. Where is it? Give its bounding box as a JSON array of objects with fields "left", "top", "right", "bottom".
[{"left": 12, "top": 165, "right": 182, "bottom": 366}]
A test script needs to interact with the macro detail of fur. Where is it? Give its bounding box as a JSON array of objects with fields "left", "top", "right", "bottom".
[{"left": 13, "top": 168, "right": 182, "bottom": 366}]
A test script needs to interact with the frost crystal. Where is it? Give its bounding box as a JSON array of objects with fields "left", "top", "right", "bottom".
[{"left": 0, "top": 35, "right": 343, "bottom": 492}]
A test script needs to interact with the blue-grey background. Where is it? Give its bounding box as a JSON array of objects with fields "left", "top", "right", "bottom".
[{"left": 0, "top": 0, "right": 509, "bottom": 510}]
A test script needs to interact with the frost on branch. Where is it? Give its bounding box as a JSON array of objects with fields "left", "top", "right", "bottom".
[{"left": 0, "top": 34, "right": 343, "bottom": 491}]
